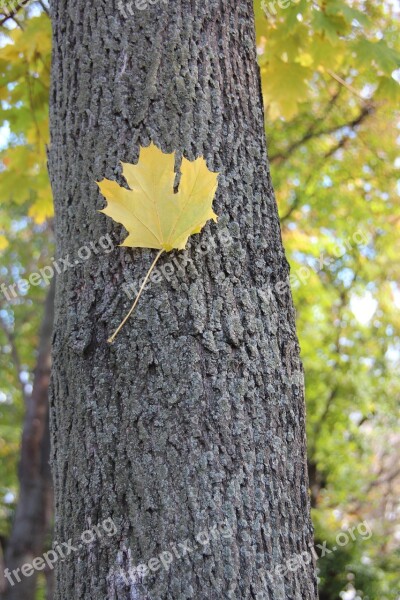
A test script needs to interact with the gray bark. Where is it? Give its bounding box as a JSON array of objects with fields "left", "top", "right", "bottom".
[
  {"left": 3, "top": 281, "right": 54, "bottom": 600},
  {"left": 48, "top": 1, "right": 317, "bottom": 599}
]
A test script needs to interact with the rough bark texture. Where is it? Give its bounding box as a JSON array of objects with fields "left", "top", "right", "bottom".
[
  {"left": 3, "top": 282, "right": 54, "bottom": 600},
  {"left": 48, "top": 1, "right": 317, "bottom": 598}
]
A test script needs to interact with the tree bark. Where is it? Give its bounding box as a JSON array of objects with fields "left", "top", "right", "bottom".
[
  {"left": 3, "top": 281, "right": 55, "bottom": 600},
  {"left": 48, "top": 1, "right": 317, "bottom": 598}
]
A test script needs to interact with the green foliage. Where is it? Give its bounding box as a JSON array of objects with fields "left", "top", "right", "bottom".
[
  {"left": 0, "top": 10, "right": 52, "bottom": 222},
  {"left": 0, "top": 2, "right": 53, "bottom": 540},
  {"left": 255, "top": 0, "right": 400, "bottom": 596},
  {"left": 314, "top": 512, "right": 400, "bottom": 599},
  {"left": 255, "top": 0, "right": 400, "bottom": 119}
]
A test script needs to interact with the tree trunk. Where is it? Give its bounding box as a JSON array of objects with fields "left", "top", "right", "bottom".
[
  {"left": 3, "top": 281, "right": 54, "bottom": 600},
  {"left": 48, "top": 1, "right": 317, "bottom": 598}
]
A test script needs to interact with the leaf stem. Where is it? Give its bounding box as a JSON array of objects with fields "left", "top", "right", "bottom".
[{"left": 108, "top": 249, "right": 164, "bottom": 344}]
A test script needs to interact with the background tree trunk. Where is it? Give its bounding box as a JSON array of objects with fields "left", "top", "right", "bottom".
[
  {"left": 3, "top": 281, "right": 54, "bottom": 600},
  {"left": 48, "top": 1, "right": 317, "bottom": 598}
]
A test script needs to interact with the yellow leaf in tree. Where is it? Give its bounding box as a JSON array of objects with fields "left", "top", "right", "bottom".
[
  {"left": 0, "top": 235, "right": 8, "bottom": 251},
  {"left": 261, "top": 58, "right": 311, "bottom": 120},
  {"left": 28, "top": 190, "right": 54, "bottom": 224},
  {"left": 97, "top": 143, "right": 219, "bottom": 342}
]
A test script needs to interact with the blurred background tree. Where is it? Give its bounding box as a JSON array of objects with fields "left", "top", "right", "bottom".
[{"left": 0, "top": 0, "right": 399, "bottom": 598}]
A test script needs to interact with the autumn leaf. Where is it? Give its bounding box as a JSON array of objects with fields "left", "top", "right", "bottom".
[
  {"left": 98, "top": 143, "right": 218, "bottom": 252},
  {"left": 261, "top": 58, "right": 312, "bottom": 120},
  {"left": 97, "top": 143, "right": 219, "bottom": 342}
]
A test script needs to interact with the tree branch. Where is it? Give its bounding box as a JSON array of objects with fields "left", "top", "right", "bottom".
[
  {"left": 270, "top": 103, "right": 375, "bottom": 164},
  {"left": 0, "top": 0, "right": 31, "bottom": 27}
]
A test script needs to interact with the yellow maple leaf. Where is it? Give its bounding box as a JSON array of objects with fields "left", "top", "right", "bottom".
[
  {"left": 97, "top": 142, "right": 219, "bottom": 342},
  {"left": 98, "top": 143, "right": 218, "bottom": 252}
]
